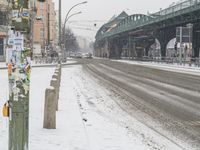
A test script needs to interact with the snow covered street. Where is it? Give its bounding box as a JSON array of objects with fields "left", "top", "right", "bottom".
[{"left": 0, "top": 59, "right": 199, "bottom": 150}]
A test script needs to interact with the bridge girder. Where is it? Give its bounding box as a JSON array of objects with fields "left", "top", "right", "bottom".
[{"left": 95, "top": 2, "right": 200, "bottom": 59}]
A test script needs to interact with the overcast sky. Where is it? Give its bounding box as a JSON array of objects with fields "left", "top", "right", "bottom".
[{"left": 53, "top": 0, "right": 176, "bottom": 41}]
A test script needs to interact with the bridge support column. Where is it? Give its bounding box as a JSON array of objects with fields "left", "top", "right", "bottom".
[
  {"left": 144, "top": 38, "right": 155, "bottom": 57},
  {"left": 128, "top": 36, "right": 136, "bottom": 59},
  {"left": 155, "top": 28, "right": 176, "bottom": 59},
  {"left": 109, "top": 39, "right": 122, "bottom": 59},
  {"left": 193, "top": 23, "right": 200, "bottom": 58},
  {"left": 108, "top": 40, "right": 115, "bottom": 58},
  {"left": 102, "top": 39, "right": 109, "bottom": 58}
]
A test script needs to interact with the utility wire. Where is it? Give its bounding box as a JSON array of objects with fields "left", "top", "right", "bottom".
[
  {"left": 69, "top": 26, "right": 98, "bottom": 31},
  {"left": 68, "top": 20, "right": 107, "bottom": 23}
]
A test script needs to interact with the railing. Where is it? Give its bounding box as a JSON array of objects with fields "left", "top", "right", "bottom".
[
  {"left": 122, "top": 56, "right": 200, "bottom": 68},
  {"left": 97, "top": 0, "right": 200, "bottom": 41},
  {"left": 33, "top": 57, "right": 60, "bottom": 64},
  {"left": 153, "top": 0, "right": 200, "bottom": 16}
]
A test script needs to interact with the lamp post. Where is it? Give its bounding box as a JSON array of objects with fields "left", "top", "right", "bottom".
[
  {"left": 61, "top": 1, "right": 87, "bottom": 61},
  {"left": 63, "top": 1, "right": 87, "bottom": 31},
  {"left": 63, "top": 11, "right": 82, "bottom": 32},
  {"left": 59, "top": 0, "right": 61, "bottom": 46},
  {"left": 61, "top": 12, "right": 82, "bottom": 61}
]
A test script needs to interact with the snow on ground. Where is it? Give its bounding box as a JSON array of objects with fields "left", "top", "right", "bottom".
[
  {"left": 0, "top": 62, "right": 6, "bottom": 69},
  {"left": 0, "top": 69, "right": 9, "bottom": 150},
  {"left": 113, "top": 60, "right": 200, "bottom": 76},
  {"left": 0, "top": 59, "right": 77, "bottom": 69},
  {"left": 1, "top": 65, "right": 146, "bottom": 150},
  {"left": 0, "top": 61, "right": 191, "bottom": 150}
]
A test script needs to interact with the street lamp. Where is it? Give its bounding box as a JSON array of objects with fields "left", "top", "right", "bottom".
[
  {"left": 61, "top": 1, "right": 87, "bottom": 61},
  {"left": 62, "top": 1, "right": 87, "bottom": 37},
  {"left": 63, "top": 11, "right": 82, "bottom": 30},
  {"left": 61, "top": 12, "right": 82, "bottom": 61},
  {"left": 63, "top": 1, "right": 87, "bottom": 28}
]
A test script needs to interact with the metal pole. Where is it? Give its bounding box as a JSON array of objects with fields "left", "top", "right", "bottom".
[
  {"left": 63, "top": 1, "right": 87, "bottom": 31},
  {"left": 61, "top": 1, "right": 87, "bottom": 61},
  {"left": 180, "top": 27, "right": 183, "bottom": 65},
  {"left": 48, "top": 4, "right": 50, "bottom": 46},
  {"left": 59, "top": 0, "right": 61, "bottom": 46}
]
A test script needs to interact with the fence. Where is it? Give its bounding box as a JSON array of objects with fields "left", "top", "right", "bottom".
[{"left": 123, "top": 56, "right": 200, "bottom": 67}]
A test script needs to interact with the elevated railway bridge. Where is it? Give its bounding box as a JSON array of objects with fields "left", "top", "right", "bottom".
[{"left": 95, "top": 0, "right": 200, "bottom": 59}]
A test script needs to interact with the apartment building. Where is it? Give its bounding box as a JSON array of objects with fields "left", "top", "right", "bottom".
[
  {"left": 0, "top": 0, "right": 8, "bottom": 61},
  {"left": 49, "top": 1, "right": 57, "bottom": 47},
  {"left": 33, "top": 0, "right": 57, "bottom": 57}
]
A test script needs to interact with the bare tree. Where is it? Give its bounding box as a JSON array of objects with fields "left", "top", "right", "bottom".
[{"left": 63, "top": 28, "right": 80, "bottom": 52}]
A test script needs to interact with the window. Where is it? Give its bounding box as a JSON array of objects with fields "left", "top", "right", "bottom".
[
  {"left": 0, "top": 38, "right": 4, "bottom": 55},
  {"left": 40, "top": 2, "right": 44, "bottom": 9},
  {"left": 0, "top": 11, "right": 6, "bottom": 25},
  {"left": 40, "top": 28, "right": 44, "bottom": 39}
]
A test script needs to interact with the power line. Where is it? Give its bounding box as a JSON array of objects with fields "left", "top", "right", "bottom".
[
  {"left": 68, "top": 20, "right": 107, "bottom": 23},
  {"left": 69, "top": 26, "right": 98, "bottom": 31},
  {"left": 69, "top": 23, "right": 99, "bottom": 28}
]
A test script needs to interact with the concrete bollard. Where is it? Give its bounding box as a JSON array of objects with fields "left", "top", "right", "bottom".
[
  {"left": 57, "top": 64, "right": 61, "bottom": 73},
  {"left": 43, "top": 86, "right": 56, "bottom": 129},
  {"left": 53, "top": 73, "right": 60, "bottom": 87},
  {"left": 50, "top": 78, "right": 59, "bottom": 111},
  {"left": 55, "top": 70, "right": 61, "bottom": 86},
  {"left": 57, "top": 65, "right": 61, "bottom": 79},
  {"left": 55, "top": 69, "right": 61, "bottom": 81},
  {"left": 52, "top": 73, "right": 60, "bottom": 102}
]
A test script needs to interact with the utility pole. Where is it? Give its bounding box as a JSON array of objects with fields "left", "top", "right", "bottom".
[
  {"left": 7, "top": 1, "right": 30, "bottom": 150},
  {"left": 59, "top": 0, "right": 61, "bottom": 46},
  {"left": 48, "top": 3, "right": 50, "bottom": 46},
  {"left": 179, "top": 27, "right": 183, "bottom": 65},
  {"left": 6, "top": 1, "right": 45, "bottom": 150}
]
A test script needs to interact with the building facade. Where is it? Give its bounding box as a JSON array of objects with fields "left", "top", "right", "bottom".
[
  {"left": 0, "top": 0, "right": 9, "bottom": 62},
  {"left": 33, "top": 0, "right": 57, "bottom": 57},
  {"left": 49, "top": 0, "right": 57, "bottom": 47}
]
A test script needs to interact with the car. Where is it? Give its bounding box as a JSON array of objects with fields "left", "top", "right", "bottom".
[
  {"left": 84, "top": 53, "right": 93, "bottom": 59},
  {"left": 75, "top": 52, "right": 82, "bottom": 58}
]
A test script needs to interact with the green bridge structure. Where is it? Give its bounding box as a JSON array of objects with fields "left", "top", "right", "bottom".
[{"left": 95, "top": 0, "right": 200, "bottom": 59}]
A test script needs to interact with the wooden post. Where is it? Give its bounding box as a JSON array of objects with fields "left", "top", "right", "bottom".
[
  {"left": 55, "top": 70, "right": 61, "bottom": 85},
  {"left": 53, "top": 73, "right": 60, "bottom": 87},
  {"left": 43, "top": 86, "right": 56, "bottom": 129},
  {"left": 50, "top": 78, "right": 59, "bottom": 111}
]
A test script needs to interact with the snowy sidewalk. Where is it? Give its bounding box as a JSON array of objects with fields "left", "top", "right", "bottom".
[
  {"left": 113, "top": 59, "right": 200, "bottom": 76},
  {"left": 53, "top": 65, "right": 146, "bottom": 150},
  {"left": 0, "top": 62, "right": 6, "bottom": 69}
]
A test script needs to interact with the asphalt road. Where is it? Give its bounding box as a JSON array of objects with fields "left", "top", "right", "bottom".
[{"left": 74, "top": 58, "right": 200, "bottom": 150}]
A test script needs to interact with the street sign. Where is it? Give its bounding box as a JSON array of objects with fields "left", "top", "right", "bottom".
[
  {"left": 176, "top": 26, "right": 192, "bottom": 43},
  {"left": 8, "top": 38, "right": 14, "bottom": 45},
  {"left": 12, "top": 9, "right": 30, "bottom": 20}
]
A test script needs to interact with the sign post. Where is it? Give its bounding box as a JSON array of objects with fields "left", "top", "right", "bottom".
[
  {"left": 7, "top": 28, "right": 31, "bottom": 150},
  {"left": 5, "top": 1, "right": 45, "bottom": 149},
  {"left": 176, "top": 25, "right": 193, "bottom": 65},
  {"left": 6, "top": 1, "right": 31, "bottom": 150}
]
